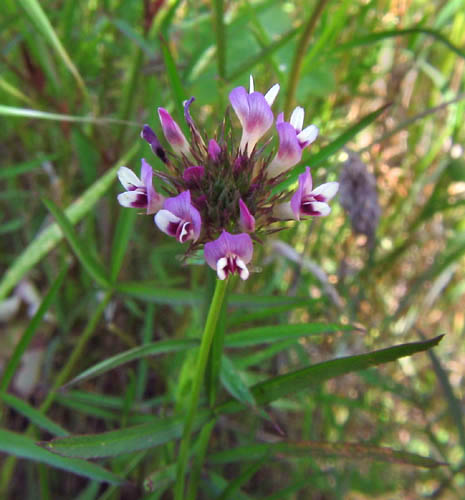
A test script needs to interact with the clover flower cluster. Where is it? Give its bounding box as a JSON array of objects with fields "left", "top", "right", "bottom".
[{"left": 117, "top": 76, "right": 339, "bottom": 280}]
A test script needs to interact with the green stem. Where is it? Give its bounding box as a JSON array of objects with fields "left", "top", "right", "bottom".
[
  {"left": 174, "top": 278, "right": 229, "bottom": 500},
  {"left": 212, "top": 0, "right": 226, "bottom": 81},
  {"left": 284, "top": 0, "right": 329, "bottom": 116}
]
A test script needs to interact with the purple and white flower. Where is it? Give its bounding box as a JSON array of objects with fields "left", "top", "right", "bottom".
[
  {"left": 117, "top": 159, "right": 164, "bottom": 214},
  {"left": 154, "top": 190, "right": 201, "bottom": 243},
  {"left": 141, "top": 125, "right": 167, "bottom": 164},
  {"left": 158, "top": 108, "right": 191, "bottom": 157},
  {"left": 274, "top": 167, "right": 339, "bottom": 220},
  {"left": 204, "top": 231, "right": 253, "bottom": 280},
  {"left": 229, "top": 75, "right": 279, "bottom": 156},
  {"left": 267, "top": 107, "right": 319, "bottom": 178}
]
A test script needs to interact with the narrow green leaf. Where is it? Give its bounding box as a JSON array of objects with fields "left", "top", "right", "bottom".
[
  {"left": 217, "top": 456, "right": 268, "bottom": 500},
  {"left": 0, "top": 393, "right": 69, "bottom": 437},
  {"left": 63, "top": 339, "right": 198, "bottom": 388},
  {"left": 41, "top": 412, "right": 210, "bottom": 459},
  {"left": 110, "top": 208, "right": 136, "bottom": 282},
  {"left": 227, "top": 27, "right": 300, "bottom": 82},
  {"left": 42, "top": 197, "right": 111, "bottom": 289},
  {"left": 0, "top": 105, "right": 138, "bottom": 125},
  {"left": 44, "top": 338, "right": 443, "bottom": 460},
  {"left": 159, "top": 36, "right": 186, "bottom": 112},
  {"left": 226, "top": 323, "right": 354, "bottom": 348},
  {"left": 0, "top": 429, "right": 122, "bottom": 484},
  {"left": 336, "top": 27, "right": 465, "bottom": 61},
  {"left": 209, "top": 441, "right": 446, "bottom": 468},
  {"left": 273, "top": 103, "right": 390, "bottom": 194},
  {"left": 0, "top": 145, "right": 138, "bottom": 300},
  {"left": 0, "top": 156, "right": 57, "bottom": 180},
  {"left": 220, "top": 355, "right": 256, "bottom": 407},
  {"left": 218, "top": 336, "right": 444, "bottom": 412},
  {"left": 18, "top": 0, "right": 87, "bottom": 94},
  {"left": 0, "top": 265, "right": 68, "bottom": 391},
  {"left": 116, "top": 281, "right": 198, "bottom": 305}
]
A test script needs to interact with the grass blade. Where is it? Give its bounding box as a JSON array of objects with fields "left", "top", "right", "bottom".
[
  {"left": 0, "top": 429, "right": 123, "bottom": 484},
  {"left": 218, "top": 336, "right": 444, "bottom": 412},
  {"left": 209, "top": 441, "right": 446, "bottom": 468},
  {"left": 336, "top": 27, "right": 465, "bottom": 60},
  {"left": 63, "top": 339, "right": 198, "bottom": 388},
  {"left": 18, "top": 0, "right": 87, "bottom": 94},
  {"left": 220, "top": 355, "right": 256, "bottom": 407},
  {"left": 42, "top": 197, "right": 111, "bottom": 289},
  {"left": 0, "top": 393, "right": 69, "bottom": 437},
  {"left": 110, "top": 208, "right": 136, "bottom": 282},
  {"left": 41, "top": 412, "right": 210, "bottom": 459},
  {"left": 226, "top": 323, "right": 355, "bottom": 348}
]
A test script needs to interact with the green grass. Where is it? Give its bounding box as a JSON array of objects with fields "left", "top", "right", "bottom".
[{"left": 1, "top": 0, "right": 465, "bottom": 498}]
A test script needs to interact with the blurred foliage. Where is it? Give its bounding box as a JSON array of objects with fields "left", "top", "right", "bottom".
[{"left": 1, "top": 0, "right": 465, "bottom": 498}]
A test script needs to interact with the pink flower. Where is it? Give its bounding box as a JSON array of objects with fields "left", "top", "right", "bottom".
[
  {"left": 158, "top": 108, "right": 191, "bottom": 157},
  {"left": 274, "top": 167, "right": 339, "bottom": 220},
  {"left": 204, "top": 231, "right": 253, "bottom": 280},
  {"left": 117, "top": 159, "right": 164, "bottom": 214},
  {"left": 239, "top": 199, "right": 255, "bottom": 232},
  {"left": 154, "top": 191, "right": 202, "bottom": 243},
  {"left": 229, "top": 75, "right": 279, "bottom": 156},
  {"left": 267, "top": 107, "right": 319, "bottom": 178}
]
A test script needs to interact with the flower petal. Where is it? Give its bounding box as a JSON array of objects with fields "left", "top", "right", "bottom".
[
  {"left": 117, "top": 167, "right": 141, "bottom": 191},
  {"left": 311, "top": 181, "right": 339, "bottom": 202},
  {"left": 249, "top": 74, "right": 254, "bottom": 93},
  {"left": 158, "top": 108, "right": 190, "bottom": 156},
  {"left": 141, "top": 159, "right": 164, "bottom": 214},
  {"left": 229, "top": 86, "right": 249, "bottom": 129},
  {"left": 264, "top": 83, "right": 280, "bottom": 106},
  {"left": 183, "top": 165, "right": 205, "bottom": 184},
  {"left": 163, "top": 191, "right": 201, "bottom": 241},
  {"left": 141, "top": 125, "right": 167, "bottom": 164},
  {"left": 301, "top": 201, "right": 331, "bottom": 217},
  {"left": 297, "top": 124, "right": 319, "bottom": 148},
  {"left": 117, "top": 190, "right": 147, "bottom": 209},
  {"left": 267, "top": 122, "right": 303, "bottom": 178},
  {"left": 208, "top": 139, "right": 221, "bottom": 162},
  {"left": 290, "top": 106, "right": 304, "bottom": 132},
  {"left": 183, "top": 97, "right": 205, "bottom": 146},
  {"left": 239, "top": 199, "right": 255, "bottom": 232},
  {"left": 154, "top": 209, "right": 182, "bottom": 237},
  {"left": 204, "top": 231, "right": 253, "bottom": 272}
]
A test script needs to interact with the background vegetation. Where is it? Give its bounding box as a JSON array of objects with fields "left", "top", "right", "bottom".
[{"left": 1, "top": 0, "right": 465, "bottom": 498}]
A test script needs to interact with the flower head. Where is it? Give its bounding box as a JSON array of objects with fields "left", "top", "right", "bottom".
[
  {"left": 229, "top": 75, "right": 280, "bottom": 156},
  {"left": 117, "top": 76, "right": 339, "bottom": 280},
  {"left": 117, "top": 159, "right": 164, "bottom": 214},
  {"left": 267, "top": 107, "right": 319, "bottom": 178},
  {"left": 204, "top": 231, "right": 253, "bottom": 280}
]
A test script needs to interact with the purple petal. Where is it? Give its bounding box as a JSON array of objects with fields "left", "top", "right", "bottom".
[
  {"left": 140, "top": 158, "right": 164, "bottom": 214},
  {"left": 163, "top": 191, "right": 201, "bottom": 241},
  {"left": 204, "top": 231, "right": 253, "bottom": 280},
  {"left": 276, "top": 112, "right": 285, "bottom": 125},
  {"left": 208, "top": 139, "right": 221, "bottom": 162},
  {"left": 183, "top": 165, "right": 205, "bottom": 184},
  {"left": 158, "top": 108, "right": 190, "bottom": 156},
  {"left": 301, "top": 167, "right": 313, "bottom": 194},
  {"left": 239, "top": 199, "right": 255, "bottom": 232},
  {"left": 290, "top": 181, "right": 304, "bottom": 221},
  {"left": 183, "top": 97, "right": 204, "bottom": 146},
  {"left": 141, "top": 125, "right": 167, "bottom": 164},
  {"left": 229, "top": 86, "right": 249, "bottom": 129},
  {"left": 267, "top": 122, "right": 302, "bottom": 178}
]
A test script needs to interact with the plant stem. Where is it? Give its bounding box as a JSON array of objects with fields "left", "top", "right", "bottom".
[
  {"left": 174, "top": 278, "right": 229, "bottom": 500},
  {"left": 212, "top": 0, "right": 226, "bottom": 81},
  {"left": 284, "top": 0, "right": 329, "bottom": 116}
]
